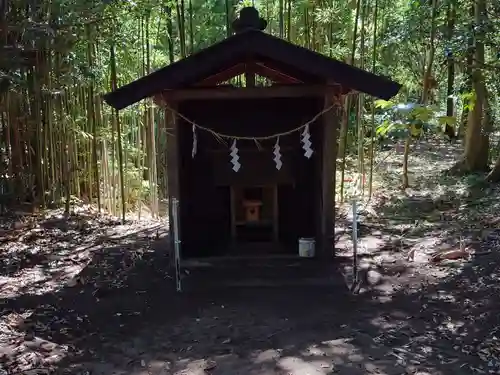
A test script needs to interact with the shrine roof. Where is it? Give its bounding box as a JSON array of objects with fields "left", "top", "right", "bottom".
[{"left": 104, "top": 7, "right": 401, "bottom": 110}]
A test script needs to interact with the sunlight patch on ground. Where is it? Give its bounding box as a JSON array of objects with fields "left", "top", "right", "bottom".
[
  {"left": 0, "top": 324, "right": 69, "bottom": 375},
  {"left": 337, "top": 140, "right": 500, "bottom": 299},
  {"left": 252, "top": 349, "right": 281, "bottom": 363},
  {"left": 164, "top": 337, "right": 399, "bottom": 375},
  {"left": 277, "top": 356, "right": 332, "bottom": 374},
  {"left": 0, "top": 257, "right": 90, "bottom": 299}
]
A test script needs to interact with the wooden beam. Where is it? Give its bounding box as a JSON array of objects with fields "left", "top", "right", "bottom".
[
  {"left": 162, "top": 84, "right": 342, "bottom": 101},
  {"left": 319, "top": 93, "right": 340, "bottom": 258},
  {"left": 230, "top": 186, "right": 236, "bottom": 244},
  {"left": 198, "top": 63, "right": 247, "bottom": 86},
  {"left": 153, "top": 93, "right": 166, "bottom": 107},
  {"left": 165, "top": 101, "right": 181, "bottom": 258},
  {"left": 253, "top": 62, "right": 302, "bottom": 84},
  {"left": 244, "top": 62, "right": 256, "bottom": 88},
  {"left": 197, "top": 61, "right": 303, "bottom": 86}
]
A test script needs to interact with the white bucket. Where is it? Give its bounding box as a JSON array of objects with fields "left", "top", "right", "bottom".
[{"left": 298, "top": 238, "right": 315, "bottom": 258}]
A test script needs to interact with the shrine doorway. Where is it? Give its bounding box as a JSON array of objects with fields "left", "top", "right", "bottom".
[{"left": 177, "top": 96, "right": 320, "bottom": 258}]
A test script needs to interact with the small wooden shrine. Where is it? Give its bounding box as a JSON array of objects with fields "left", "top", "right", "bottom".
[{"left": 104, "top": 7, "right": 401, "bottom": 259}]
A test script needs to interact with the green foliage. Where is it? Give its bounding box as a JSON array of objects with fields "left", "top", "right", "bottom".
[
  {"left": 124, "top": 163, "right": 152, "bottom": 207},
  {"left": 460, "top": 91, "right": 476, "bottom": 112},
  {"left": 438, "top": 116, "right": 457, "bottom": 127},
  {"left": 374, "top": 100, "right": 457, "bottom": 139},
  {"left": 4, "top": 0, "right": 500, "bottom": 209}
]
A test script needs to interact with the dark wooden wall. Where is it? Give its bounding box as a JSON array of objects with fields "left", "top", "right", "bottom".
[{"left": 176, "top": 96, "right": 324, "bottom": 257}]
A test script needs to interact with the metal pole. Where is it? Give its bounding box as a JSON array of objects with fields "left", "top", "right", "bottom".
[
  {"left": 0, "top": 177, "right": 4, "bottom": 215},
  {"left": 351, "top": 199, "right": 358, "bottom": 291},
  {"left": 172, "top": 198, "right": 182, "bottom": 292}
]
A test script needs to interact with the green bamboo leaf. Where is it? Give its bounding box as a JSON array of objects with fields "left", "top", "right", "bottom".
[{"left": 374, "top": 99, "right": 395, "bottom": 109}]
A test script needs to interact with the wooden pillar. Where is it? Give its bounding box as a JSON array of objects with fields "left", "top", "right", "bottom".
[
  {"left": 273, "top": 185, "right": 279, "bottom": 243},
  {"left": 165, "top": 101, "right": 181, "bottom": 253},
  {"left": 319, "top": 93, "right": 339, "bottom": 258},
  {"left": 230, "top": 185, "right": 236, "bottom": 244},
  {"left": 244, "top": 63, "right": 256, "bottom": 87}
]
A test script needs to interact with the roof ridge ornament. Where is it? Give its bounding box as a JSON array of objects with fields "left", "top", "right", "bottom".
[{"left": 232, "top": 7, "right": 267, "bottom": 34}]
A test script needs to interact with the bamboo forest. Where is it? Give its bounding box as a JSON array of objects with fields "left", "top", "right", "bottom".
[
  {"left": 1, "top": 0, "right": 500, "bottom": 374},
  {"left": 1, "top": 0, "right": 499, "bottom": 217}
]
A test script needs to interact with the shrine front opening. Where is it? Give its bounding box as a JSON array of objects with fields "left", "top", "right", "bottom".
[{"left": 176, "top": 96, "right": 325, "bottom": 258}]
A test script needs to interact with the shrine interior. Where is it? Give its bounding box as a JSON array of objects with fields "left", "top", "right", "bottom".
[{"left": 177, "top": 96, "right": 324, "bottom": 258}]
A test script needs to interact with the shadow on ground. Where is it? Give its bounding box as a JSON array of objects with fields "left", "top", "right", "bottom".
[{"left": 1, "top": 209, "right": 499, "bottom": 375}]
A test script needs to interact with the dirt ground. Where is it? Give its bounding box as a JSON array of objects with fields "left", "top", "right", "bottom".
[{"left": 1, "top": 140, "right": 500, "bottom": 375}]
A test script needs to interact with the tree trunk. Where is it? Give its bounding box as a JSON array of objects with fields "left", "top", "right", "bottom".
[
  {"left": 110, "top": 44, "right": 126, "bottom": 222},
  {"left": 486, "top": 140, "right": 500, "bottom": 181},
  {"left": 166, "top": 5, "right": 175, "bottom": 64},
  {"left": 279, "top": 0, "right": 284, "bottom": 39},
  {"left": 338, "top": 0, "right": 362, "bottom": 200},
  {"left": 402, "top": 0, "right": 437, "bottom": 189},
  {"left": 188, "top": 0, "right": 194, "bottom": 53},
  {"left": 367, "top": 0, "right": 379, "bottom": 198},
  {"left": 461, "top": 0, "right": 489, "bottom": 172},
  {"left": 457, "top": 4, "right": 474, "bottom": 139},
  {"left": 444, "top": 0, "right": 456, "bottom": 140},
  {"left": 225, "top": 0, "right": 231, "bottom": 38},
  {"left": 176, "top": 0, "right": 186, "bottom": 58}
]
